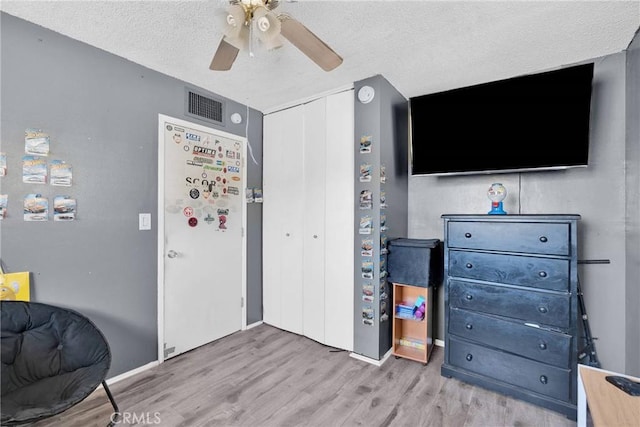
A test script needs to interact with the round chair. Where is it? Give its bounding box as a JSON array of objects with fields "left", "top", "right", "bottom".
[{"left": 1, "top": 301, "right": 119, "bottom": 425}]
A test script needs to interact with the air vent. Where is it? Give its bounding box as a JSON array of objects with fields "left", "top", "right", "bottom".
[{"left": 186, "top": 89, "right": 224, "bottom": 124}]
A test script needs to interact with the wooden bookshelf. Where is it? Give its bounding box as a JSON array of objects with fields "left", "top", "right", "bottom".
[{"left": 392, "top": 282, "right": 434, "bottom": 364}]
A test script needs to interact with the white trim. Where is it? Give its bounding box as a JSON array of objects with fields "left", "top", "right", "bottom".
[
  {"left": 157, "top": 114, "right": 248, "bottom": 364},
  {"left": 104, "top": 361, "right": 159, "bottom": 386},
  {"left": 349, "top": 349, "right": 393, "bottom": 367},
  {"left": 246, "top": 320, "right": 264, "bottom": 330},
  {"left": 157, "top": 116, "right": 167, "bottom": 364},
  {"left": 435, "top": 339, "right": 445, "bottom": 347},
  {"left": 241, "top": 137, "right": 248, "bottom": 331},
  {"left": 577, "top": 365, "right": 587, "bottom": 427},
  {"left": 262, "top": 84, "right": 354, "bottom": 115}
]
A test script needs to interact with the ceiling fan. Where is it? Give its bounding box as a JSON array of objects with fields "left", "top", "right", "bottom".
[{"left": 209, "top": 0, "right": 343, "bottom": 72}]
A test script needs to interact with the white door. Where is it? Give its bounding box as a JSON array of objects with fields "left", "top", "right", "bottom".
[
  {"left": 159, "top": 115, "right": 246, "bottom": 359},
  {"left": 323, "top": 90, "right": 354, "bottom": 351},
  {"left": 262, "top": 106, "right": 304, "bottom": 334},
  {"left": 262, "top": 91, "right": 354, "bottom": 350},
  {"left": 302, "top": 98, "right": 327, "bottom": 343}
]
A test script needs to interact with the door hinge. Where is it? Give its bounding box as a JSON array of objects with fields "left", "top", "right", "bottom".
[{"left": 241, "top": 297, "right": 244, "bottom": 308}]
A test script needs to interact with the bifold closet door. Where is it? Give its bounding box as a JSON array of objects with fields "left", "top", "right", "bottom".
[
  {"left": 263, "top": 105, "right": 304, "bottom": 334},
  {"left": 263, "top": 91, "right": 354, "bottom": 351},
  {"left": 302, "top": 97, "right": 327, "bottom": 344},
  {"left": 323, "top": 90, "right": 354, "bottom": 351}
]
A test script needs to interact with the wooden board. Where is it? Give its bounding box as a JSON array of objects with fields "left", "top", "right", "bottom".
[{"left": 579, "top": 365, "right": 640, "bottom": 426}]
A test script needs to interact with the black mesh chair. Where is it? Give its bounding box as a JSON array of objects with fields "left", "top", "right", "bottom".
[{"left": 1, "top": 301, "right": 119, "bottom": 425}]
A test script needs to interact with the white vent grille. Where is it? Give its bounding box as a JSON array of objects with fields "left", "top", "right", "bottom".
[{"left": 187, "top": 90, "right": 223, "bottom": 123}]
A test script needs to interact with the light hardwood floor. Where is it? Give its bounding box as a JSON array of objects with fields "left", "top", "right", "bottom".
[{"left": 33, "top": 324, "right": 576, "bottom": 427}]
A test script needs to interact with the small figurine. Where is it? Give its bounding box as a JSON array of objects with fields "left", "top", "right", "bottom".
[{"left": 487, "top": 183, "right": 507, "bottom": 215}]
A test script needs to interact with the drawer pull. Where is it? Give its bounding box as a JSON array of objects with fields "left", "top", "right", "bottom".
[
  {"left": 464, "top": 232, "right": 472, "bottom": 238},
  {"left": 538, "top": 306, "right": 548, "bottom": 314},
  {"left": 465, "top": 263, "right": 473, "bottom": 269},
  {"left": 539, "top": 236, "right": 548, "bottom": 243},
  {"left": 465, "top": 323, "right": 473, "bottom": 330},
  {"left": 465, "top": 294, "right": 473, "bottom": 301},
  {"left": 538, "top": 271, "right": 548, "bottom": 278},
  {"left": 466, "top": 354, "right": 473, "bottom": 362},
  {"left": 539, "top": 342, "right": 548, "bottom": 350},
  {"left": 539, "top": 375, "right": 548, "bottom": 384}
]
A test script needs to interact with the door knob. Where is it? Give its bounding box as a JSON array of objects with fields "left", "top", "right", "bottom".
[{"left": 167, "top": 250, "right": 178, "bottom": 259}]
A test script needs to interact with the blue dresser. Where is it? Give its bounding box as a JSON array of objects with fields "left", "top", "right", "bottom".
[{"left": 441, "top": 214, "right": 580, "bottom": 419}]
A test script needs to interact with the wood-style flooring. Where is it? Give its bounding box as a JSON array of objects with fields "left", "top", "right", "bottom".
[{"left": 33, "top": 324, "right": 576, "bottom": 426}]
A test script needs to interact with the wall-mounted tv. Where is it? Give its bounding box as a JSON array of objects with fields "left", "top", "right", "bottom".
[{"left": 410, "top": 62, "right": 594, "bottom": 176}]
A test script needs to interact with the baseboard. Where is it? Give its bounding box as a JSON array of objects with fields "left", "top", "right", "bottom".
[
  {"left": 245, "top": 320, "right": 264, "bottom": 330},
  {"left": 379, "top": 349, "right": 392, "bottom": 365},
  {"left": 104, "top": 361, "right": 159, "bottom": 386},
  {"left": 436, "top": 339, "right": 445, "bottom": 347},
  {"left": 349, "top": 349, "right": 392, "bottom": 367}
]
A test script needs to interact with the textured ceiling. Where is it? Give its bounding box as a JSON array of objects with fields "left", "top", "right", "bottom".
[{"left": 2, "top": 1, "right": 639, "bottom": 112}]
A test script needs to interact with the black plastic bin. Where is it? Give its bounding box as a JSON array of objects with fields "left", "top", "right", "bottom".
[{"left": 387, "top": 238, "right": 443, "bottom": 287}]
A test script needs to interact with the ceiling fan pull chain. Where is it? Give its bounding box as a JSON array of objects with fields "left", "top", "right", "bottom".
[{"left": 249, "top": 21, "right": 255, "bottom": 58}]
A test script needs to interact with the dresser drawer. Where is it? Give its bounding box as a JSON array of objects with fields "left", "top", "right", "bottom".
[
  {"left": 448, "top": 221, "right": 570, "bottom": 256},
  {"left": 449, "top": 337, "right": 571, "bottom": 401},
  {"left": 449, "top": 307, "right": 572, "bottom": 367},
  {"left": 449, "top": 250, "right": 570, "bottom": 292},
  {"left": 449, "top": 280, "right": 570, "bottom": 329}
]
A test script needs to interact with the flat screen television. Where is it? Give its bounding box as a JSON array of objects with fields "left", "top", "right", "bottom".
[{"left": 410, "top": 62, "right": 594, "bottom": 176}]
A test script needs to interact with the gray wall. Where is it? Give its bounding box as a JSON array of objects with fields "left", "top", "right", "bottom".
[
  {"left": 246, "top": 132, "right": 264, "bottom": 326},
  {"left": 352, "top": 75, "right": 408, "bottom": 360},
  {"left": 409, "top": 52, "right": 638, "bottom": 374},
  {"left": 0, "top": 13, "right": 263, "bottom": 377},
  {"left": 625, "top": 29, "right": 640, "bottom": 377}
]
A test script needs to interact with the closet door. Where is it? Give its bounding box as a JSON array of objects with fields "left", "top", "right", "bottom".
[
  {"left": 302, "top": 98, "right": 327, "bottom": 343},
  {"left": 324, "top": 91, "right": 355, "bottom": 351},
  {"left": 263, "top": 105, "right": 305, "bottom": 334},
  {"left": 263, "top": 91, "right": 354, "bottom": 350}
]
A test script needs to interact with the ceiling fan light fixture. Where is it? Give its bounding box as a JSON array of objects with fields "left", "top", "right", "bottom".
[
  {"left": 222, "top": 4, "right": 248, "bottom": 38},
  {"left": 224, "top": 24, "right": 250, "bottom": 51},
  {"left": 257, "top": 16, "right": 270, "bottom": 32},
  {"left": 252, "top": 6, "right": 281, "bottom": 41},
  {"left": 261, "top": 34, "right": 284, "bottom": 51}
]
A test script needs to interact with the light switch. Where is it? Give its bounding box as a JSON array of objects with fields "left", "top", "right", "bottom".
[{"left": 139, "top": 213, "right": 151, "bottom": 230}]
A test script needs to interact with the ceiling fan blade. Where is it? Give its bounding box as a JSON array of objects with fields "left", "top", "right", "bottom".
[
  {"left": 279, "top": 15, "right": 343, "bottom": 72},
  {"left": 210, "top": 37, "right": 239, "bottom": 71}
]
